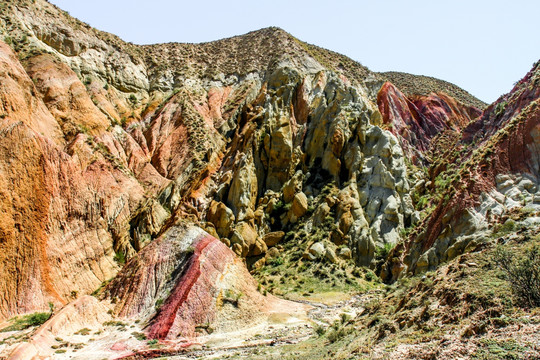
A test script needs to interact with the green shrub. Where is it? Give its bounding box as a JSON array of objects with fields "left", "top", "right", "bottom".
[
  {"left": 364, "top": 270, "right": 375, "bottom": 282},
  {"left": 416, "top": 195, "right": 429, "bottom": 210},
  {"left": 268, "top": 257, "right": 284, "bottom": 266},
  {"left": 131, "top": 331, "right": 147, "bottom": 340},
  {"left": 501, "top": 219, "right": 516, "bottom": 232},
  {"left": 375, "top": 243, "right": 394, "bottom": 261},
  {"left": 313, "top": 324, "right": 326, "bottom": 336},
  {"left": 113, "top": 251, "right": 126, "bottom": 265},
  {"left": 494, "top": 245, "right": 540, "bottom": 307},
  {"left": 75, "top": 328, "right": 91, "bottom": 335},
  {"left": 1, "top": 312, "right": 51, "bottom": 332},
  {"left": 326, "top": 325, "right": 352, "bottom": 343}
]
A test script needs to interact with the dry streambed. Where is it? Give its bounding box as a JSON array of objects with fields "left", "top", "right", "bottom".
[{"left": 164, "top": 294, "right": 369, "bottom": 360}]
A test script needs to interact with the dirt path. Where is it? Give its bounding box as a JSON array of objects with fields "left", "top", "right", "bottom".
[{"left": 165, "top": 294, "right": 369, "bottom": 359}]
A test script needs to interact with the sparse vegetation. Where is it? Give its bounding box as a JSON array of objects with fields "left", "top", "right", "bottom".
[
  {"left": 223, "top": 289, "right": 243, "bottom": 307},
  {"left": 0, "top": 312, "right": 51, "bottom": 332},
  {"left": 131, "top": 331, "right": 147, "bottom": 341},
  {"left": 494, "top": 245, "right": 540, "bottom": 307},
  {"left": 74, "top": 328, "right": 91, "bottom": 336},
  {"left": 113, "top": 251, "right": 126, "bottom": 265}
]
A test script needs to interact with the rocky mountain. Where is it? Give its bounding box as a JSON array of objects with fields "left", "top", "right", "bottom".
[{"left": 0, "top": 0, "right": 538, "bottom": 359}]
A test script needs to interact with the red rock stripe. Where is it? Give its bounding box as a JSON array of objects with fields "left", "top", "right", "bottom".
[{"left": 146, "top": 234, "right": 214, "bottom": 339}]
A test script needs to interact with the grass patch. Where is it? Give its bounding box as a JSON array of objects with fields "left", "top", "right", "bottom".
[
  {"left": 472, "top": 338, "right": 526, "bottom": 360},
  {"left": 1, "top": 312, "right": 51, "bottom": 332}
]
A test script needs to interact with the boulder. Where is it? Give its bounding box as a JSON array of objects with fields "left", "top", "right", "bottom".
[
  {"left": 234, "top": 222, "right": 266, "bottom": 257},
  {"left": 291, "top": 192, "right": 309, "bottom": 218},
  {"left": 230, "top": 231, "right": 248, "bottom": 257},
  {"left": 338, "top": 247, "right": 352, "bottom": 259},
  {"left": 330, "top": 229, "right": 346, "bottom": 245},
  {"left": 220, "top": 237, "right": 231, "bottom": 247},
  {"left": 266, "top": 247, "right": 280, "bottom": 259},
  {"left": 312, "top": 202, "right": 331, "bottom": 227},
  {"left": 263, "top": 231, "right": 285, "bottom": 247},
  {"left": 325, "top": 248, "right": 338, "bottom": 263},
  {"left": 232, "top": 243, "right": 244, "bottom": 257},
  {"left": 204, "top": 223, "right": 219, "bottom": 239},
  {"left": 308, "top": 242, "right": 325, "bottom": 258},
  {"left": 282, "top": 171, "right": 303, "bottom": 203},
  {"left": 251, "top": 238, "right": 268, "bottom": 257},
  {"left": 338, "top": 211, "right": 354, "bottom": 235},
  {"left": 207, "top": 201, "right": 235, "bottom": 238}
]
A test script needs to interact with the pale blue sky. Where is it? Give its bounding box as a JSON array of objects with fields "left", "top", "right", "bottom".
[{"left": 49, "top": 0, "right": 539, "bottom": 104}]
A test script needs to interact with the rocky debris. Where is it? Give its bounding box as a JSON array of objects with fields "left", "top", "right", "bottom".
[
  {"left": 282, "top": 171, "right": 303, "bottom": 203},
  {"left": 338, "top": 247, "right": 352, "bottom": 259},
  {"left": 230, "top": 222, "right": 267, "bottom": 257}
]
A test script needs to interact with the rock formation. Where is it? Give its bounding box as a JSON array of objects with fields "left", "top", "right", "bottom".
[{"left": 1, "top": 0, "right": 539, "bottom": 359}]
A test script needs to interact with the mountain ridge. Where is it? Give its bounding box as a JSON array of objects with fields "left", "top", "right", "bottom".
[{"left": 0, "top": 1, "right": 484, "bottom": 109}]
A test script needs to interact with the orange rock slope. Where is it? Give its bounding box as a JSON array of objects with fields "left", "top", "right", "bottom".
[{"left": 377, "top": 81, "right": 481, "bottom": 162}]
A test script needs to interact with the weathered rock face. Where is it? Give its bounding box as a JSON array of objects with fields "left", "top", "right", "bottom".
[
  {"left": 381, "top": 61, "right": 540, "bottom": 281},
  {"left": 377, "top": 81, "right": 481, "bottom": 162},
  {"left": 198, "top": 64, "right": 418, "bottom": 269},
  {"left": 25, "top": 54, "right": 111, "bottom": 138}
]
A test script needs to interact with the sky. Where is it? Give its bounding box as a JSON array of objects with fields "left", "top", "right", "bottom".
[{"left": 48, "top": 0, "right": 540, "bottom": 104}]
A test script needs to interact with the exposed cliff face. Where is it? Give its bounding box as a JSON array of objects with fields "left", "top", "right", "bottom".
[
  {"left": 381, "top": 61, "right": 540, "bottom": 281},
  {"left": 377, "top": 81, "right": 481, "bottom": 162}
]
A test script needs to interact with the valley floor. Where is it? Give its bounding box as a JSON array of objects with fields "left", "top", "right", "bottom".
[
  {"left": 2, "top": 223, "right": 540, "bottom": 360},
  {"left": 157, "top": 226, "right": 540, "bottom": 360}
]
